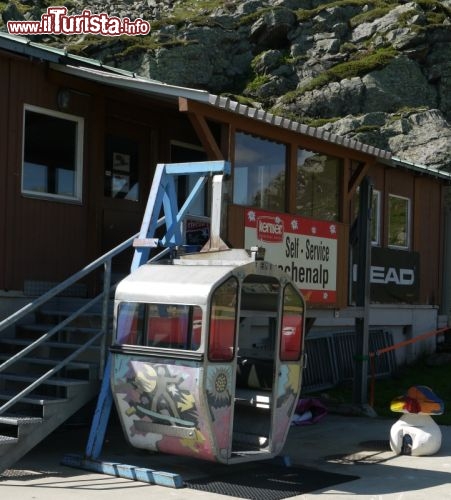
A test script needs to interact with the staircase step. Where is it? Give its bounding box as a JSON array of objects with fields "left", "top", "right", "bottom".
[
  {"left": 17, "top": 323, "right": 101, "bottom": 335},
  {"left": 0, "top": 337, "right": 101, "bottom": 351},
  {"left": 36, "top": 309, "right": 111, "bottom": 328},
  {"left": 0, "top": 373, "right": 92, "bottom": 387},
  {"left": 0, "top": 354, "right": 98, "bottom": 371},
  {"left": 0, "top": 414, "right": 43, "bottom": 439},
  {"left": 0, "top": 390, "right": 67, "bottom": 405},
  {"left": 0, "top": 414, "right": 43, "bottom": 426},
  {"left": 0, "top": 435, "right": 18, "bottom": 446},
  {"left": 0, "top": 354, "right": 99, "bottom": 378}
]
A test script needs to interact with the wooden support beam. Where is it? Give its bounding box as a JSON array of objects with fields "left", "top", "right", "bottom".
[
  {"left": 179, "top": 98, "right": 383, "bottom": 164},
  {"left": 179, "top": 97, "right": 223, "bottom": 160},
  {"left": 347, "top": 160, "right": 373, "bottom": 201},
  {"left": 341, "top": 158, "right": 351, "bottom": 225}
]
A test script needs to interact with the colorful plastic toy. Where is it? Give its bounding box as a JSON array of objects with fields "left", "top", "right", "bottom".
[{"left": 390, "top": 385, "right": 444, "bottom": 456}]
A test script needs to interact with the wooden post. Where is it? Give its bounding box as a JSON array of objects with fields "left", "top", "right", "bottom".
[{"left": 353, "top": 176, "right": 373, "bottom": 407}]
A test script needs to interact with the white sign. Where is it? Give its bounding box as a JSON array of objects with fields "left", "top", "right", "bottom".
[{"left": 244, "top": 209, "right": 338, "bottom": 305}]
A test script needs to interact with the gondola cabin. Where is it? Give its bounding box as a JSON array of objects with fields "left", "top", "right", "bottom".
[{"left": 110, "top": 248, "right": 306, "bottom": 464}]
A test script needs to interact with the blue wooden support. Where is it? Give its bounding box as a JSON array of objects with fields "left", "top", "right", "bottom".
[
  {"left": 61, "top": 454, "right": 184, "bottom": 488},
  {"left": 65, "top": 161, "right": 230, "bottom": 487},
  {"left": 84, "top": 354, "right": 114, "bottom": 459},
  {"left": 131, "top": 160, "right": 230, "bottom": 271}
]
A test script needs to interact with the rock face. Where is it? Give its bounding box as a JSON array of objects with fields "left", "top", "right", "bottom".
[{"left": 2, "top": 0, "right": 451, "bottom": 170}]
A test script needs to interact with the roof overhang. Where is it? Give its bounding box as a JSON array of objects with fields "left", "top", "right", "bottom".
[
  {"left": 4, "top": 32, "right": 449, "bottom": 180},
  {"left": 52, "top": 63, "right": 212, "bottom": 104},
  {"left": 53, "top": 63, "right": 392, "bottom": 162}
]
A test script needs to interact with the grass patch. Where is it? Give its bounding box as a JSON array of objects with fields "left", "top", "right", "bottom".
[
  {"left": 417, "top": 0, "right": 451, "bottom": 17},
  {"left": 237, "top": 6, "right": 290, "bottom": 27},
  {"left": 281, "top": 46, "right": 398, "bottom": 103},
  {"left": 349, "top": 6, "right": 393, "bottom": 28},
  {"left": 317, "top": 356, "right": 451, "bottom": 425},
  {"left": 245, "top": 74, "right": 271, "bottom": 93},
  {"left": 65, "top": 32, "right": 191, "bottom": 61},
  {"left": 295, "top": 0, "right": 399, "bottom": 22}
]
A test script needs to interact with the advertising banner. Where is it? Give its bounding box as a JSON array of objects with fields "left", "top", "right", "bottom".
[
  {"left": 244, "top": 208, "right": 338, "bottom": 305},
  {"left": 352, "top": 247, "right": 420, "bottom": 303}
]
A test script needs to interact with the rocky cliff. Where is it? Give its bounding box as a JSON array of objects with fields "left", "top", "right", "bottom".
[{"left": 2, "top": 0, "right": 451, "bottom": 170}]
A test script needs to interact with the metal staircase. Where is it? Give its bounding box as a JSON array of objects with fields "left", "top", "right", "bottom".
[
  {"left": 0, "top": 160, "right": 230, "bottom": 476},
  {"left": 0, "top": 234, "right": 136, "bottom": 474}
]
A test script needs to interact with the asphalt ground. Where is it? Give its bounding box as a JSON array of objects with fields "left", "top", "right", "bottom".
[{"left": 1, "top": 413, "right": 450, "bottom": 500}]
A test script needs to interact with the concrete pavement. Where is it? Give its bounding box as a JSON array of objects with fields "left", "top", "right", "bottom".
[{"left": 1, "top": 413, "right": 450, "bottom": 499}]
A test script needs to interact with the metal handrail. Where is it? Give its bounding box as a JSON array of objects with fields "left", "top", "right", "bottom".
[
  {"left": 0, "top": 293, "right": 104, "bottom": 374},
  {"left": 0, "top": 162, "right": 212, "bottom": 418},
  {"left": 0, "top": 232, "right": 138, "bottom": 416},
  {"left": 0, "top": 231, "right": 172, "bottom": 416},
  {"left": 0, "top": 232, "right": 138, "bottom": 334},
  {"left": 0, "top": 329, "right": 105, "bottom": 415}
]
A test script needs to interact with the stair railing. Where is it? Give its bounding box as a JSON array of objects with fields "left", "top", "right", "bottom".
[
  {"left": 0, "top": 231, "right": 170, "bottom": 416},
  {"left": 0, "top": 161, "right": 229, "bottom": 418}
]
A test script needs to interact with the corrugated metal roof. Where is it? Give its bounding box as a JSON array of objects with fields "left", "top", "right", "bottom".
[
  {"left": 0, "top": 31, "right": 133, "bottom": 75},
  {"left": 53, "top": 63, "right": 393, "bottom": 160},
  {"left": 208, "top": 94, "right": 392, "bottom": 160},
  {"left": 53, "top": 63, "right": 212, "bottom": 103},
  {"left": 4, "top": 32, "right": 449, "bottom": 179},
  {"left": 389, "top": 156, "right": 451, "bottom": 181}
]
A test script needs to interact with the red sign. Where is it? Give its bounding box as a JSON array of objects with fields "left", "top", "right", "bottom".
[
  {"left": 256, "top": 215, "right": 284, "bottom": 243},
  {"left": 245, "top": 209, "right": 338, "bottom": 305}
]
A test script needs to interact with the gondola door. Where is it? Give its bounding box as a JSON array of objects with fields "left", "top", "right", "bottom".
[
  {"left": 231, "top": 275, "right": 305, "bottom": 459},
  {"left": 231, "top": 275, "right": 279, "bottom": 458}
]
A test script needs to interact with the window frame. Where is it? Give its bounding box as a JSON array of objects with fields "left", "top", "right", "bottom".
[
  {"left": 371, "top": 189, "right": 381, "bottom": 246},
  {"left": 21, "top": 104, "right": 84, "bottom": 203},
  {"left": 295, "top": 148, "right": 341, "bottom": 222},
  {"left": 387, "top": 194, "right": 411, "bottom": 250},
  {"left": 279, "top": 283, "right": 304, "bottom": 362},
  {"left": 232, "top": 130, "right": 287, "bottom": 212},
  {"left": 115, "top": 301, "right": 203, "bottom": 351},
  {"left": 208, "top": 276, "right": 238, "bottom": 362}
]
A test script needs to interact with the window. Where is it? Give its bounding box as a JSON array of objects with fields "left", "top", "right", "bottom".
[
  {"left": 354, "top": 188, "right": 381, "bottom": 245},
  {"left": 233, "top": 132, "right": 286, "bottom": 211},
  {"left": 104, "top": 135, "right": 139, "bottom": 201},
  {"left": 116, "top": 302, "right": 202, "bottom": 350},
  {"left": 22, "top": 105, "right": 83, "bottom": 201},
  {"left": 296, "top": 149, "right": 341, "bottom": 221},
  {"left": 388, "top": 194, "right": 410, "bottom": 249},
  {"left": 171, "top": 141, "right": 208, "bottom": 216},
  {"left": 209, "top": 277, "right": 238, "bottom": 362},
  {"left": 280, "top": 284, "right": 304, "bottom": 361}
]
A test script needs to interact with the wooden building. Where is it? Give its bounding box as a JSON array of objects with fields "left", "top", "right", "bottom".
[{"left": 1, "top": 32, "right": 450, "bottom": 365}]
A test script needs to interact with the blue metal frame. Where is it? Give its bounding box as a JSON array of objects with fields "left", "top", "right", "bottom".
[
  {"left": 131, "top": 160, "right": 230, "bottom": 271},
  {"left": 62, "top": 161, "right": 230, "bottom": 487}
]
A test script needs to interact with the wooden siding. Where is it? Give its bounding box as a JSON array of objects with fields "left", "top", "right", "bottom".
[
  {"left": 413, "top": 176, "right": 443, "bottom": 305},
  {"left": 4, "top": 58, "right": 89, "bottom": 290},
  {"left": 367, "top": 164, "right": 443, "bottom": 305},
  {"left": 0, "top": 56, "right": 9, "bottom": 290},
  {"left": 0, "top": 49, "right": 446, "bottom": 310}
]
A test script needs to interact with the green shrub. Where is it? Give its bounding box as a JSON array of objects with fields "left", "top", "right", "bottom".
[
  {"left": 349, "top": 7, "right": 392, "bottom": 28},
  {"left": 281, "top": 46, "right": 398, "bottom": 102},
  {"left": 245, "top": 74, "right": 271, "bottom": 93}
]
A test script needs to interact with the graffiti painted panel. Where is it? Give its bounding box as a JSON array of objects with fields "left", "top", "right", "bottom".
[
  {"left": 112, "top": 354, "right": 217, "bottom": 461},
  {"left": 205, "top": 364, "right": 233, "bottom": 454},
  {"left": 272, "top": 364, "right": 301, "bottom": 453}
]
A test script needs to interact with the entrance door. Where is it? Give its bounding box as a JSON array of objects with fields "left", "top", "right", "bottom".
[{"left": 102, "top": 121, "right": 151, "bottom": 275}]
